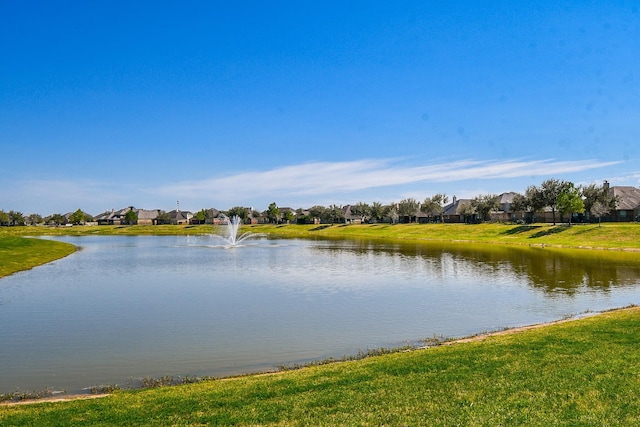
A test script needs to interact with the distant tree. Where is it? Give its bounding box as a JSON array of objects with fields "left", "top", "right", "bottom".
[
  {"left": 226, "top": 206, "right": 249, "bottom": 221},
  {"left": 397, "top": 198, "right": 420, "bottom": 223},
  {"left": 590, "top": 201, "right": 610, "bottom": 227},
  {"left": 581, "top": 182, "right": 618, "bottom": 223},
  {"left": 580, "top": 183, "right": 602, "bottom": 216},
  {"left": 386, "top": 202, "right": 399, "bottom": 224},
  {"left": 266, "top": 202, "right": 281, "bottom": 224},
  {"left": 124, "top": 209, "right": 138, "bottom": 225},
  {"left": 296, "top": 215, "right": 310, "bottom": 224},
  {"left": 295, "top": 208, "right": 309, "bottom": 224},
  {"left": 370, "top": 201, "right": 386, "bottom": 223},
  {"left": 308, "top": 205, "right": 327, "bottom": 222},
  {"left": 26, "top": 213, "right": 43, "bottom": 225},
  {"left": 540, "top": 178, "right": 568, "bottom": 225},
  {"left": 471, "top": 194, "right": 500, "bottom": 222},
  {"left": 0, "top": 210, "right": 8, "bottom": 226},
  {"left": 283, "top": 210, "right": 295, "bottom": 224},
  {"left": 48, "top": 213, "right": 66, "bottom": 226},
  {"left": 421, "top": 193, "right": 448, "bottom": 223},
  {"left": 8, "top": 210, "right": 25, "bottom": 226},
  {"left": 556, "top": 182, "right": 584, "bottom": 225},
  {"left": 193, "top": 209, "right": 207, "bottom": 224},
  {"left": 69, "top": 209, "right": 89, "bottom": 225},
  {"left": 350, "top": 202, "right": 371, "bottom": 223},
  {"left": 156, "top": 210, "right": 171, "bottom": 225},
  {"left": 459, "top": 202, "right": 476, "bottom": 223},
  {"left": 509, "top": 193, "right": 530, "bottom": 222},
  {"left": 326, "top": 204, "right": 345, "bottom": 224},
  {"left": 524, "top": 185, "right": 546, "bottom": 222}
]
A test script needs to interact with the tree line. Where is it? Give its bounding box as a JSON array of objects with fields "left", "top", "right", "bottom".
[
  {"left": 0, "top": 179, "right": 620, "bottom": 227},
  {"left": 267, "top": 179, "right": 616, "bottom": 226}
]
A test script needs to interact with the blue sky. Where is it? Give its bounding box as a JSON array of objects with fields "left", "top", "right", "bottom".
[{"left": 1, "top": 1, "right": 638, "bottom": 215}]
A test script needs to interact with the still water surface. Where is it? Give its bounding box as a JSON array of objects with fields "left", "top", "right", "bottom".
[{"left": 1, "top": 235, "right": 639, "bottom": 394}]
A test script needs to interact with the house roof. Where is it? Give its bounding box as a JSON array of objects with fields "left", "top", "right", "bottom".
[
  {"left": 167, "top": 210, "right": 192, "bottom": 220},
  {"left": 342, "top": 205, "right": 360, "bottom": 220},
  {"left": 497, "top": 192, "right": 518, "bottom": 213},
  {"left": 137, "top": 209, "right": 161, "bottom": 220},
  {"left": 610, "top": 186, "right": 640, "bottom": 210},
  {"left": 443, "top": 198, "right": 473, "bottom": 215}
]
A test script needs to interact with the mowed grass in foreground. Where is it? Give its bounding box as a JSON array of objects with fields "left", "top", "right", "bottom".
[{"left": 1, "top": 307, "right": 639, "bottom": 425}]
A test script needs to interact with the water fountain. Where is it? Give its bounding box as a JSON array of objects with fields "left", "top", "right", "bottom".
[{"left": 216, "top": 214, "right": 263, "bottom": 246}]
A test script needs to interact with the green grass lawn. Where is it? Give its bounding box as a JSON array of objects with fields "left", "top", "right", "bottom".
[
  {"left": 2, "top": 306, "right": 639, "bottom": 425},
  {"left": 244, "top": 222, "right": 640, "bottom": 250},
  {"left": 3, "top": 222, "right": 640, "bottom": 249},
  {"left": 0, "top": 236, "right": 76, "bottom": 278}
]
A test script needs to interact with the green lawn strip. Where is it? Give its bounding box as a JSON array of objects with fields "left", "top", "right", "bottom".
[
  {"left": 2, "top": 307, "right": 639, "bottom": 426},
  {"left": 4, "top": 222, "right": 640, "bottom": 249},
  {"left": 247, "top": 222, "right": 640, "bottom": 250},
  {"left": 0, "top": 236, "right": 76, "bottom": 278}
]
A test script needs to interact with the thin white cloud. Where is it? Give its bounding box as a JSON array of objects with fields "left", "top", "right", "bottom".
[
  {"left": 5, "top": 157, "right": 624, "bottom": 214},
  {"left": 156, "top": 158, "right": 621, "bottom": 201}
]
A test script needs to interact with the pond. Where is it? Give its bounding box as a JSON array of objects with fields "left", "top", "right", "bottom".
[{"left": 1, "top": 235, "right": 640, "bottom": 394}]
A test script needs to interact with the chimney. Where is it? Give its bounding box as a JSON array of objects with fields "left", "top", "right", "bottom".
[
  {"left": 452, "top": 195, "right": 457, "bottom": 204},
  {"left": 603, "top": 180, "right": 610, "bottom": 190}
]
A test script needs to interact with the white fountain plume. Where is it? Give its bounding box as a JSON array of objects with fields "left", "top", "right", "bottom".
[{"left": 217, "top": 214, "right": 262, "bottom": 246}]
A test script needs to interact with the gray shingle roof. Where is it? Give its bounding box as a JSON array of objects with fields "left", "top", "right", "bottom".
[{"left": 611, "top": 186, "right": 640, "bottom": 210}]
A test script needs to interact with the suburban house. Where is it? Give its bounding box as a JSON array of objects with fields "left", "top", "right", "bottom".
[
  {"left": 189, "top": 208, "right": 222, "bottom": 225},
  {"left": 137, "top": 209, "right": 162, "bottom": 225},
  {"left": 442, "top": 197, "right": 475, "bottom": 223},
  {"left": 605, "top": 185, "right": 640, "bottom": 221},
  {"left": 279, "top": 207, "right": 296, "bottom": 224},
  {"left": 94, "top": 207, "right": 162, "bottom": 225},
  {"left": 489, "top": 192, "right": 519, "bottom": 222},
  {"left": 166, "top": 209, "right": 193, "bottom": 225},
  {"left": 343, "top": 205, "right": 363, "bottom": 224},
  {"left": 484, "top": 185, "right": 640, "bottom": 223}
]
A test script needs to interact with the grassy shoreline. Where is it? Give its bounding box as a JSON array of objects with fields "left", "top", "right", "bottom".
[
  {"left": 0, "top": 236, "right": 76, "bottom": 278},
  {"left": 2, "top": 306, "right": 639, "bottom": 425},
  {"left": 4, "top": 221, "right": 640, "bottom": 243}
]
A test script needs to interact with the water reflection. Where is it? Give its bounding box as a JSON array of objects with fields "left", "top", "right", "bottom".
[{"left": 311, "top": 239, "right": 640, "bottom": 294}]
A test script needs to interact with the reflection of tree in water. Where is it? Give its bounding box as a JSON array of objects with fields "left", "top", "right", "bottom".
[
  {"left": 518, "top": 248, "right": 640, "bottom": 294},
  {"left": 321, "top": 238, "right": 640, "bottom": 295}
]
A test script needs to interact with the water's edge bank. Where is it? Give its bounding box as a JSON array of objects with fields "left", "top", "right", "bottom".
[{"left": 3, "top": 305, "right": 636, "bottom": 406}]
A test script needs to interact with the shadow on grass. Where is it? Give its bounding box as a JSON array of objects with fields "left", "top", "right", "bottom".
[
  {"left": 529, "top": 225, "right": 570, "bottom": 239},
  {"left": 310, "top": 225, "right": 332, "bottom": 231},
  {"left": 569, "top": 225, "right": 599, "bottom": 235},
  {"left": 500, "top": 225, "right": 542, "bottom": 235}
]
